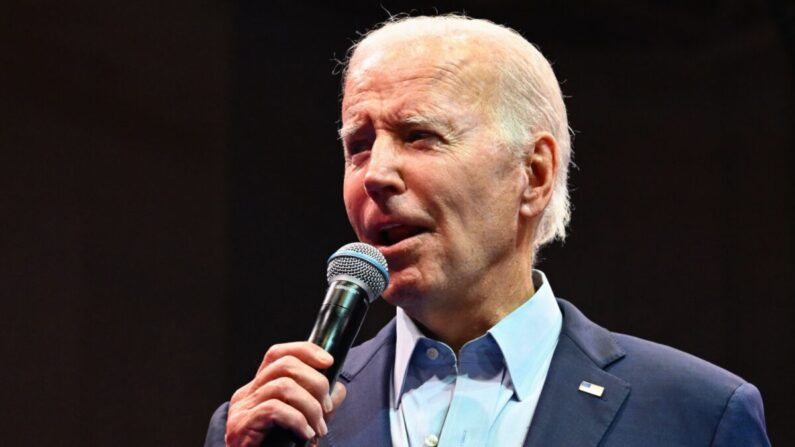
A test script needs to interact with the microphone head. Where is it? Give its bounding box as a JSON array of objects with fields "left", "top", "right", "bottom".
[{"left": 327, "top": 242, "right": 389, "bottom": 302}]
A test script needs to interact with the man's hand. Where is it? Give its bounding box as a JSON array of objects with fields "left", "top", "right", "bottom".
[{"left": 225, "top": 342, "right": 347, "bottom": 447}]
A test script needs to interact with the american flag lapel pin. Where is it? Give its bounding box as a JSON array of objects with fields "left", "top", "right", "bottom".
[{"left": 578, "top": 381, "right": 605, "bottom": 397}]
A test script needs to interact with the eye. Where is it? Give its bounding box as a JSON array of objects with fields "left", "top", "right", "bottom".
[
  {"left": 346, "top": 139, "right": 371, "bottom": 155},
  {"left": 343, "top": 123, "right": 376, "bottom": 158},
  {"left": 405, "top": 130, "right": 435, "bottom": 143}
]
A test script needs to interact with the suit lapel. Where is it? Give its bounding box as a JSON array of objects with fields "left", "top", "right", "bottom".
[
  {"left": 324, "top": 321, "right": 395, "bottom": 447},
  {"left": 523, "top": 300, "right": 630, "bottom": 447}
]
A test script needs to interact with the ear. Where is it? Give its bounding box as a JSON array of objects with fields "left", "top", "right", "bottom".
[{"left": 519, "top": 132, "right": 559, "bottom": 219}]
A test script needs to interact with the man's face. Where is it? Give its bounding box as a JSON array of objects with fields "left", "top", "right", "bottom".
[{"left": 341, "top": 38, "right": 528, "bottom": 315}]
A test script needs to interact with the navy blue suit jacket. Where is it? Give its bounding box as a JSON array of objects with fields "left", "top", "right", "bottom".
[{"left": 205, "top": 299, "right": 770, "bottom": 446}]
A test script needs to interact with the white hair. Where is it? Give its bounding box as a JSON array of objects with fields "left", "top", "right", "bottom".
[{"left": 341, "top": 14, "right": 573, "bottom": 251}]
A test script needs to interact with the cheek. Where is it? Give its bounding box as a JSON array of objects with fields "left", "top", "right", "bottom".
[
  {"left": 342, "top": 174, "right": 363, "bottom": 224},
  {"left": 342, "top": 174, "right": 359, "bottom": 220},
  {"left": 449, "top": 170, "right": 522, "bottom": 234}
]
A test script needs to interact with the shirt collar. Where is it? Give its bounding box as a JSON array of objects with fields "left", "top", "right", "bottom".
[
  {"left": 392, "top": 270, "right": 562, "bottom": 406},
  {"left": 487, "top": 270, "right": 561, "bottom": 401},
  {"left": 393, "top": 304, "right": 428, "bottom": 408}
]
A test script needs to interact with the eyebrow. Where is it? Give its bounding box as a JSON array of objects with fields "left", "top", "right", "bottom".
[
  {"left": 338, "top": 113, "right": 455, "bottom": 141},
  {"left": 338, "top": 121, "right": 363, "bottom": 141},
  {"left": 403, "top": 115, "right": 455, "bottom": 136}
]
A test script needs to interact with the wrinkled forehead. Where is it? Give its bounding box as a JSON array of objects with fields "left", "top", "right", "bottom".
[{"left": 343, "top": 34, "right": 500, "bottom": 111}]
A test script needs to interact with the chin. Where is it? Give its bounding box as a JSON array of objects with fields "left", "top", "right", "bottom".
[
  {"left": 381, "top": 274, "right": 420, "bottom": 304},
  {"left": 380, "top": 268, "right": 437, "bottom": 316},
  {"left": 381, "top": 284, "right": 416, "bottom": 307}
]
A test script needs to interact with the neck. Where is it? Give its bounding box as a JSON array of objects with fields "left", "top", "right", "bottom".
[{"left": 409, "top": 258, "right": 536, "bottom": 353}]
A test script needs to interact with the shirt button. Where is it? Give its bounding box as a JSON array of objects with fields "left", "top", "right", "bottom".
[
  {"left": 424, "top": 434, "right": 439, "bottom": 446},
  {"left": 426, "top": 347, "right": 439, "bottom": 360}
]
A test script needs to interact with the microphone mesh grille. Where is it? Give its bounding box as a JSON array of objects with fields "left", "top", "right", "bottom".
[{"left": 327, "top": 242, "right": 389, "bottom": 299}]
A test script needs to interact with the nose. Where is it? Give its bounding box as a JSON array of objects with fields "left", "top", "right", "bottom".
[{"left": 363, "top": 136, "right": 406, "bottom": 201}]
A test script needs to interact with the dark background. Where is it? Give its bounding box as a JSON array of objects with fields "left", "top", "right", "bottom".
[{"left": 3, "top": 0, "right": 793, "bottom": 445}]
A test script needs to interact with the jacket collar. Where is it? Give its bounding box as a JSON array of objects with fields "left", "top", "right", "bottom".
[
  {"left": 325, "top": 320, "right": 396, "bottom": 447},
  {"left": 523, "top": 299, "right": 630, "bottom": 446}
]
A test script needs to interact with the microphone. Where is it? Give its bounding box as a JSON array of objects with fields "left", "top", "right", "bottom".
[{"left": 262, "top": 242, "right": 389, "bottom": 447}]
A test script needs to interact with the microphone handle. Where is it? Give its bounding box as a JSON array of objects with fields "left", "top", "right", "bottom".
[{"left": 261, "top": 280, "right": 371, "bottom": 447}]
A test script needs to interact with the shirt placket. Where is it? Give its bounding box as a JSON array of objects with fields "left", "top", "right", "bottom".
[{"left": 436, "top": 348, "right": 505, "bottom": 447}]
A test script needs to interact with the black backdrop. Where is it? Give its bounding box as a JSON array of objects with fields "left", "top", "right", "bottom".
[{"left": 3, "top": 1, "right": 793, "bottom": 445}]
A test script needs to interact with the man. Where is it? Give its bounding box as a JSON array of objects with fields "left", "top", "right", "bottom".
[{"left": 206, "top": 15, "right": 770, "bottom": 446}]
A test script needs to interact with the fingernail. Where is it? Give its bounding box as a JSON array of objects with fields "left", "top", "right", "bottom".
[
  {"left": 304, "top": 425, "right": 316, "bottom": 440},
  {"left": 323, "top": 395, "right": 333, "bottom": 413},
  {"left": 318, "top": 418, "right": 328, "bottom": 436},
  {"left": 316, "top": 350, "right": 333, "bottom": 363}
]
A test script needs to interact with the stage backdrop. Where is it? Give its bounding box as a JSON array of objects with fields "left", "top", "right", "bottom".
[{"left": 3, "top": 0, "right": 793, "bottom": 445}]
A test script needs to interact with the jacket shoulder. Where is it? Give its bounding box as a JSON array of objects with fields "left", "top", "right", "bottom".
[
  {"left": 555, "top": 299, "right": 769, "bottom": 446},
  {"left": 605, "top": 333, "right": 768, "bottom": 446},
  {"left": 610, "top": 331, "right": 745, "bottom": 394}
]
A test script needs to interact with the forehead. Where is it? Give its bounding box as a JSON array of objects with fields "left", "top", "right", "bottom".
[{"left": 342, "top": 36, "right": 498, "bottom": 120}]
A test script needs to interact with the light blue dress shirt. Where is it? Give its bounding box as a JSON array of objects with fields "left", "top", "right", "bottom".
[{"left": 388, "top": 270, "right": 562, "bottom": 447}]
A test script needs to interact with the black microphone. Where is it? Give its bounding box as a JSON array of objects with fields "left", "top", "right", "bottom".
[{"left": 262, "top": 242, "right": 389, "bottom": 447}]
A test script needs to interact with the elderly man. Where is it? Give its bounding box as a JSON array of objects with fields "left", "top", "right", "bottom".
[{"left": 206, "top": 15, "right": 769, "bottom": 447}]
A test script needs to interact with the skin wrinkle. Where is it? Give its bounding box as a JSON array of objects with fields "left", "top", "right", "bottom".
[
  {"left": 341, "top": 69, "right": 483, "bottom": 163},
  {"left": 341, "top": 33, "right": 552, "bottom": 350},
  {"left": 346, "top": 37, "right": 494, "bottom": 109},
  {"left": 340, "top": 106, "right": 460, "bottom": 147},
  {"left": 343, "top": 17, "right": 571, "bottom": 251},
  {"left": 347, "top": 33, "right": 506, "bottom": 137}
]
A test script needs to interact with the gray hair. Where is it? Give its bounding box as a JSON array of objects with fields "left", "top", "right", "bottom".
[{"left": 341, "top": 14, "right": 573, "bottom": 250}]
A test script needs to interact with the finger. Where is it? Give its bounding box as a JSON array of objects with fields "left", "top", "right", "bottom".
[
  {"left": 328, "top": 382, "right": 347, "bottom": 414},
  {"left": 258, "top": 342, "right": 333, "bottom": 373},
  {"left": 229, "top": 381, "right": 252, "bottom": 405},
  {"left": 254, "top": 355, "right": 331, "bottom": 406},
  {"left": 254, "top": 377, "right": 328, "bottom": 437},
  {"left": 247, "top": 399, "right": 317, "bottom": 441}
]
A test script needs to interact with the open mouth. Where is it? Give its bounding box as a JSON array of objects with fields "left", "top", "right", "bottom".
[{"left": 377, "top": 224, "right": 427, "bottom": 247}]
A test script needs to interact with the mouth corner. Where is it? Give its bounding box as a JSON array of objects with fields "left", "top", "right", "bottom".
[{"left": 378, "top": 225, "right": 427, "bottom": 247}]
